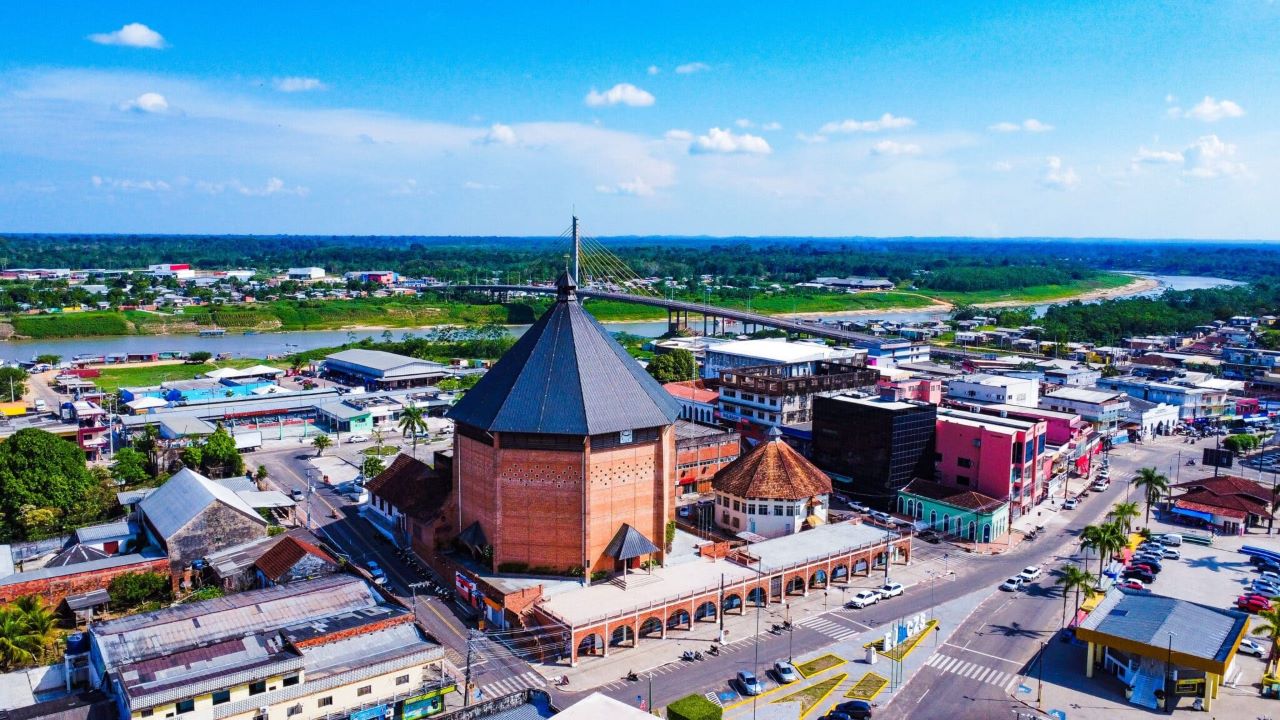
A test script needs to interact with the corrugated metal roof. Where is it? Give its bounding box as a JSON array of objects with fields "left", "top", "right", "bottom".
[
  {"left": 447, "top": 275, "right": 681, "bottom": 435},
  {"left": 325, "top": 349, "right": 444, "bottom": 375},
  {"left": 1077, "top": 588, "right": 1247, "bottom": 664},
  {"left": 65, "top": 589, "right": 111, "bottom": 611},
  {"left": 75, "top": 519, "right": 137, "bottom": 544},
  {"left": 602, "top": 524, "right": 660, "bottom": 562},
  {"left": 0, "top": 549, "right": 165, "bottom": 587},
  {"left": 138, "top": 467, "right": 266, "bottom": 540}
]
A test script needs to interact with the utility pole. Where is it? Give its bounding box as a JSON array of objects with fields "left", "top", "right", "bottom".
[
  {"left": 571, "top": 215, "right": 580, "bottom": 286},
  {"left": 463, "top": 631, "right": 477, "bottom": 707}
]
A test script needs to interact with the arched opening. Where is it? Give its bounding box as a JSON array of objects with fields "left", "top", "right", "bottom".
[
  {"left": 639, "top": 617, "right": 663, "bottom": 638},
  {"left": 854, "top": 559, "right": 869, "bottom": 575},
  {"left": 831, "top": 565, "right": 849, "bottom": 582},
  {"left": 873, "top": 551, "right": 887, "bottom": 568},
  {"left": 667, "top": 609, "right": 690, "bottom": 630},
  {"left": 967, "top": 521, "right": 976, "bottom": 540},
  {"left": 810, "top": 569, "right": 828, "bottom": 588},
  {"left": 723, "top": 594, "right": 743, "bottom": 613},
  {"left": 610, "top": 625, "right": 635, "bottom": 647},
  {"left": 915, "top": 503, "right": 924, "bottom": 520},
  {"left": 929, "top": 510, "right": 938, "bottom": 529},
  {"left": 897, "top": 497, "right": 905, "bottom": 514},
  {"left": 577, "top": 633, "right": 603, "bottom": 658},
  {"left": 694, "top": 601, "right": 718, "bottom": 622},
  {"left": 785, "top": 577, "right": 805, "bottom": 595},
  {"left": 982, "top": 523, "right": 992, "bottom": 543},
  {"left": 747, "top": 587, "right": 766, "bottom": 606},
  {"left": 942, "top": 515, "right": 951, "bottom": 535}
]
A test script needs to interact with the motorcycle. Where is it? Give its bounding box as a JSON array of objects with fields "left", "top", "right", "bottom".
[
  {"left": 553, "top": 675, "right": 569, "bottom": 687},
  {"left": 693, "top": 651, "right": 704, "bottom": 661},
  {"left": 626, "top": 671, "right": 639, "bottom": 682},
  {"left": 708, "top": 645, "right": 719, "bottom": 656},
  {"left": 682, "top": 650, "right": 695, "bottom": 661}
]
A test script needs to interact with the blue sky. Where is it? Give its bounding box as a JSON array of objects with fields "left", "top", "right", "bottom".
[{"left": 1, "top": 2, "right": 1278, "bottom": 237}]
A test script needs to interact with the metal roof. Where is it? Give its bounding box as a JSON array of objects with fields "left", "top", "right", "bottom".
[
  {"left": 75, "top": 519, "right": 137, "bottom": 544},
  {"left": 45, "top": 544, "right": 110, "bottom": 568},
  {"left": 602, "top": 524, "right": 660, "bottom": 562},
  {"left": 447, "top": 274, "right": 681, "bottom": 435},
  {"left": 64, "top": 589, "right": 110, "bottom": 611},
  {"left": 325, "top": 349, "right": 445, "bottom": 376},
  {"left": 1077, "top": 588, "right": 1248, "bottom": 666},
  {"left": 0, "top": 549, "right": 165, "bottom": 587},
  {"left": 138, "top": 467, "right": 266, "bottom": 540}
]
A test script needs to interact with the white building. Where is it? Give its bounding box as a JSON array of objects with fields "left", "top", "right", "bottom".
[
  {"left": 712, "top": 430, "right": 832, "bottom": 539},
  {"left": 702, "top": 338, "right": 857, "bottom": 379},
  {"left": 1040, "top": 386, "right": 1131, "bottom": 433},
  {"left": 286, "top": 267, "right": 326, "bottom": 281},
  {"left": 946, "top": 374, "right": 1040, "bottom": 407},
  {"left": 1122, "top": 397, "right": 1181, "bottom": 437}
]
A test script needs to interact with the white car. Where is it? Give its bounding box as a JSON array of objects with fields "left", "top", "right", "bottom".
[
  {"left": 873, "top": 581, "right": 904, "bottom": 599},
  {"left": 1000, "top": 576, "right": 1026, "bottom": 592},
  {"left": 1239, "top": 638, "right": 1267, "bottom": 657},
  {"left": 846, "top": 590, "right": 880, "bottom": 609},
  {"left": 1161, "top": 548, "right": 1181, "bottom": 560},
  {"left": 1019, "top": 566, "right": 1043, "bottom": 581},
  {"left": 1063, "top": 498, "right": 1079, "bottom": 510},
  {"left": 346, "top": 434, "right": 370, "bottom": 443}
]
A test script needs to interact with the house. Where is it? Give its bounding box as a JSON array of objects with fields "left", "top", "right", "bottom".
[
  {"left": 934, "top": 407, "right": 1049, "bottom": 517},
  {"left": 947, "top": 374, "right": 1039, "bottom": 408},
  {"left": 364, "top": 454, "right": 453, "bottom": 550},
  {"left": 674, "top": 421, "right": 740, "bottom": 495},
  {"left": 1040, "top": 387, "right": 1130, "bottom": 433},
  {"left": 202, "top": 529, "right": 335, "bottom": 592},
  {"left": 138, "top": 467, "right": 269, "bottom": 587},
  {"left": 0, "top": 547, "right": 169, "bottom": 608},
  {"left": 1170, "top": 475, "right": 1277, "bottom": 535},
  {"left": 79, "top": 575, "right": 450, "bottom": 720},
  {"left": 1095, "top": 376, "right": 1229, "bottom": 420},
  {"left": 701, "top": 338, "right": 859, "bottom": 379},
  {"left": 254, "top": 535, "right": 338, "bottom": 587},
  {"left": 898, "top": 479, "right": 1009, "bottom": 543},
  {"left": 710, "top": 428, "right": 832, "bottom": 539},
  {"left": 662, "top": 380, "right": 718, "bottom": 426}
]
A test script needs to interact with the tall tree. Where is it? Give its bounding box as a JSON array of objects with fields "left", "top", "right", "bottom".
[
  {"left": 0, "top": 428, "right": 96, "bottom": 541},
  {"left": 1054, "top": 565, "right": 1098, "bottom": 628},
  {"left": 645, "top": 349, "right": 697, "bottom": 384},
  {"left": 0, "top": 367, "right": 28, "bottom": 403},
  {"left": 110, "top": 447, "right": 150, "bottom": 486},
  {"left": 0, "top": 607, "right": 40, "bottom": 670},
  {"left": 312, "top": 434, "right": 332, "bottom": 457},
  {"left": 1108, "top": 501, "right": 1141, "bottom": 535},
  {"left": 1251, "top": 607, "right": 1280, "bottom": 665},
  {"left": 1132, "top": 467, "right": 1170, "bottom": 526},
  {"left": 397, "top": 405, "right": 428, "bottom": 458},
  {"left": 201, "top": 426, "right": 244, "bottom": 477}
]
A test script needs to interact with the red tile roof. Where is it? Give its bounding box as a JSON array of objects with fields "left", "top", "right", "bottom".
[
  {"left": 1175, "top": 499, "right": 1247, "bottom": 520},
  {"left": 254, "top": 535, "right": 336, "bottom": 581},
  {"left": 365, "top": 453, "right": 452, "bottom": 522},
  {"left": 663, "top": 380, "right": 718, "bottom": 404},
  {"left": 902, "top": 479, "right": 1005, "bottom": 513},
  {"left": 711, "top": 438, "right": 831, "bottom": 500}
]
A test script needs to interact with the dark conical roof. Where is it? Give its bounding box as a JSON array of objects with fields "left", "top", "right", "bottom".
[{"left": 446, "top": 288, "right": 682, "bottom": 435}]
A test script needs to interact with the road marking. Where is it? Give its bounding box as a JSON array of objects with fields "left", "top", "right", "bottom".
[
  {"left": 916, "top": 688, "right": 930, "bottom": 704},
  {"left": 943, "top": 642, "right": 1027, "bottom": 665}
]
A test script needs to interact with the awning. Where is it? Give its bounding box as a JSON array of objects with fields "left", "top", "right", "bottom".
[
  {"left": 1172, "top": 506, "right": 1214, "bottom": 523},
  {"left": 603, "top": 523, "right": 660, "bottom": 562}
]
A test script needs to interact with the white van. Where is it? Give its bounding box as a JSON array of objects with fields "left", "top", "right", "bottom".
[{"left": 1159, "top": 533, "right": 1183, "bottom": 547}]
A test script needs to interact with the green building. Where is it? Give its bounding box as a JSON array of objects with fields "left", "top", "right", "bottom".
[{"left": 897, "top": 479, "right": 1009, "bottom": 543}]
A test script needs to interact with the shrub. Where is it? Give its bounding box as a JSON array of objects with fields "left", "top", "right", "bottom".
[
  {"left": 108, "top": 571, "right": 171, "bottom": 608},
  {"left": 667, "top": 694, "right": 722, "bottom": 720}
]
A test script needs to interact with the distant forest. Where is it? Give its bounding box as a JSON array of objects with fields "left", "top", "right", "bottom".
[{"left": 0, "top": 234, "right": 1275, "bottom": 285}]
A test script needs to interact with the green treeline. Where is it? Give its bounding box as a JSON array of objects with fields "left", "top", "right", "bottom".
[{"left": 1038, "top": 282, "right": 1280, "bottom": 344}]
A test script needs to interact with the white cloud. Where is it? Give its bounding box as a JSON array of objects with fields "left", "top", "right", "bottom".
[
  {"left": 795, "top": 132, "right": 828, "bottom": 144},
  {"left": 462, "top": 180, "right": 498, "bottom": 190},
  {"left": 480, "top": 123, "right": 518, "bottom": 146},
  {"left": 819, "top": 113, "right": 915, "bottom": 133},
  {"left": 88, "top": 23, "right": 166, "bottom": 49},
  {"left": 1040, "top": 156, "right": 1079, "bottom": 190},
  {"left": 584, "top": 83, "right": 655, "bottom": 107},
  {"left": 1182, "top": 96, "right": 1245, "bottom": 122},
  {"left": 595, "top": 177, "right": 655, "bottom": 197},
  {"left": 870, "top": 140, "right": 922, "bottom": 156},
  {"left": 734, "top": 118, "right": 753, "bottom": 129},
  {"left": 689, "top": 127, "right": 772, "bottom": 155},
  {"left": 991, "top": 161, "right": 1013, "bottom": 172},
  {"left": 91, "top": 175, "right": 170, "bottom": 192},
  {"left": 664, "top": 129, "right": 693, "bottom": 142},
  {"left": 675, "top": 62, "right": 709, "bottom": 74},
  {"left": 1132, "top": 147, "right": 1184, "bottom": 165},
  {"left": 1182, "top": 134, "right": 1245, "bottom": 178},
  {"left": 196, "top": 177, "right": 308, "bottom": 196},
  {"left": 761, "top": 121, "right": 782, "bottom": 131},
  {"left": 273, "top": 77, "right": 326, "bottom": 93},
  {"left": 1165, "top": 94, "right": 1177, "bottom": 104},
  {"left": 647, "top": 65, "right": 660, "bottom": 76},
  {"left": 988, "top": 119, "right": 1053, "bottom": 133},
  {"left": 119, "top": 92, "right": 169, "bottom": 113}
]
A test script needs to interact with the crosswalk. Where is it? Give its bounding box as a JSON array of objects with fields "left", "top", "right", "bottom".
[
  {"left": 795, "top": 614, "right": 863, "bottom": 642},
  {"left": 477, "top": 670, "right": 545, "bottom": 699},
  {"left": 923, "top": 653, "right": 1020, "bottom": 691}
]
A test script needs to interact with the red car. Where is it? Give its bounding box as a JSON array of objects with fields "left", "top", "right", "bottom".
[
  {"left": 1237, "top": 595, "right": 1272, "bottom": 613},
  {"left": 1120, "top": 580, "right": 1145, "bottom": 590}
]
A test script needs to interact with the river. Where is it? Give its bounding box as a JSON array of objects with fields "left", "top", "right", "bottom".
[{"left": 0, "top": 273, "right": 1242, "bottom": 363}]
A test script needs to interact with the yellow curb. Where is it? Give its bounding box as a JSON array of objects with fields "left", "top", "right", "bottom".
[
  {"left": 796, "top": 653, "right": 847, "bottom": 678},
  {"left": 798, "top": 673, "right": 846, "bottom": 719},
  {"left": 720, "top": 658, "right": 846, "bottom": 712},
  {"left": 845, "top": 671, "right": 889, "bottom": 701}
]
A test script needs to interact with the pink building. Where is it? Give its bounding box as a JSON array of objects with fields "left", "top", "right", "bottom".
[
  {"left": 877, "top": 377, "right": 942, "bottom": 404},
  {"left": 935, "top": 407, "right": 1048, "bottom": 518},
  {"left": 967, "top": 403, "right": 1090, "bottom": 447}
]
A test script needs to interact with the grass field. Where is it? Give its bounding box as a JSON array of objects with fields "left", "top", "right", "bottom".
[
  {"left": 929, "top": 272, "right": 1134, "bottom": 305},
  {"left": 93, "top": 359, "right": 270, "bottom": 394}
]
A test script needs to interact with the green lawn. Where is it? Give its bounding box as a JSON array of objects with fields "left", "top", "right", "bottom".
[
  {"left": 929, "top": 272, "right": 1134, "bottom": 305},
  {"left": 94, "top": 359, "right": 271, "bottom": 394}
]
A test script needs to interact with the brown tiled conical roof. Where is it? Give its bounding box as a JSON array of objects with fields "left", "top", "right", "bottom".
[{"left": 712, "top": 437, "right": 832, "bottom": 500}]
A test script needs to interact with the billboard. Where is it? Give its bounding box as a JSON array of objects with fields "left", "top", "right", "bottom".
[{"left": 1202, "top": 447, "right": 1233, "bottom": 469}]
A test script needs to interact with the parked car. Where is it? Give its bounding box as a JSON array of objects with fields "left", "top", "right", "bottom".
[
  {"left": 831, "top": 700, "right": 873, "bottom": 719},
  {"left": 847, "top": 590, "right": 880, "bottom": 609},
  {"left": 347, "top": 434, "right": 370, "bottom": 443},
  {"left": 1091, "top": 482, "right": 1108, "bottom": 492},
  {"left": 917, "top": 530, "right": 942, "bottom": 544},
  {"left": 1158, "top": 533, "right": 1183, "bottom": 547},
  {"left": 1261, "top": 571, "right": 1280, "bottom": 585},
  {"left": 1000, "top": 576, "right": 1026, "bottom": 591},
  {"left": 1019, "top": 566, "right": 1043, "bottom": 581},
  {"left": 873, "top": 582, "right": 904, "bottom": 599},
  {"left": 1251, "top": 580, "right": 1280, "bottom": 595},
  {"left": 1123, "top": 568, "right": 1155, "bottom": 584},
  {"left": 1120, "top": 580, "right": 1145, "bottom": 590},
  {"left": 1237, "top": 595, "right": 1272, "bottom": 613},
  {"left": 774, "top": 661, "right": 800, "bottom": 684},
  {"left": 1130, "top": 562, "right": 1161, "bottom": 575},
  {"left": 1161, "top": 548, "right": 1181, "bottom": 560},
  {"left": 1238, "top": 638, "right": 1267, "bottom": 657},
  {"left": 1133, "top": 556, "right": 1163, "bottom": 570},
  {"left": 677, "top": 505, "right": 692, "bottom": 518},
  {"left": 848, "top": 501, "right": 870, "bottom": 514},
  {"left": 737, "top": 670, "right": 764, "bottom": 696},
  {"left": 1063, "top": 498, "right": 1079, "bottom": 510},
  {"left": 365, "top": 561, "right": 387, "bottom": 585},
  {"left": 869, "top": 511, "right": 893, "bottom": 524}
]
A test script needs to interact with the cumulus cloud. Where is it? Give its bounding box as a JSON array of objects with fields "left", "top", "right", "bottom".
[
  {"left": 273, "top": 76, "right": 326, "bottom": 93},
  {"left": 1182, "top": 134, "right": 1245, "bottom": 178},
  {"left": 819, "top": 113, "right": 915, "bottom": 134},
  {"left": 675, "top": 62, "right": 709, "bottom": 74},
  {"left": 647, "top": 65, "right": 660, "bottom": 76},
  {"left": 595, "top": 177, "right": 655, "bottom": 197},
  {"left": 870, "top": 140, "right": 922, "bottom": 156},
  {"left": 1040, "top": 156, "right": 1079, "bottom": 190},
  {"left": 1132, "top": 147, "right": 1184, "bottom": 165},
  {"left": 88, "top": 22, "right": 166, "bottom": 49},
  {"left": 584, "top": 83, "right": 655, "bottom": 107},
  {"left": 734, "top": 118, "right": 752, "bottom": 128},
  {"left": 795, "top": 132, "right": 828, "bottom": 144},
  {"left": 664, "top": 129, "right": 693, "bottom": 142},
  {"left": 196, "top": 177, "right": 308, "bottom": 197},
  {"left": 761, "top": 121, "right": 782, "bottom": 131},
  {"left": 1181, "top": 96, "right": 1245, "bottom": 122},
  {"left": 462, "top": 180, "right": 498, "bottom": 190},
  {"left": 689, "top": 127, "right": 771, "bottom": 155},
  {"left": 91, "top": 175, "right": 170, "bottom": 192},
  {"left": 480, "top": 123, "right": 518, "bottom": 146},
  {"left": 988, "top": 118, "right": 1053, "bottom": 133},
  {"left": 119, "top": 92, "right": 169, "bottom": 113}
]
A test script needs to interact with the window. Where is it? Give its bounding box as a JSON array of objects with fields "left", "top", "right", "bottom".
[
  {"left": 785, "top": 505, "right": 796, "bottom": 517},
  {"left": 249, "top": 680, "right": 267, "bottom": 696},
  {"left": 141, "top": 711, "right": 154, "bottom": 718},
  {"left": 176, "top": 700, "right": 195, "bottom": 715},
  {"left": 282, "top": 675, "right": 299, "bottom": 688},
  {"left": 212, "top": 690, "right": 231, "bottom": 706},
  {"left": 396, "top": 675, "right": 410, "bottom": 686},
  {"left": 732, "top": 499, "right": 741, "bottom": 512},
  {"left": 957, "top": 457, "right": 972, "bottom": 468},
  {"left": 287, "top": 706, "right": 302, "bottom": 718},
  {"left": 773, "top": 505, "right": 784, "bottom": 516},
  {"left": 318, "top": 698, "right": 333, "bottom": 708},
  {"left": 357, "top": 686, "right": 372, "bottom": 697},
  {"left": 956, "top": 475, "right": 970, "bottom": 486},
  {"left": 746, "top": 503, "right": 756, "bottom": 515}
]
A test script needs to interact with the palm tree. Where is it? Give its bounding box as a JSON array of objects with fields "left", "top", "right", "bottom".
[
  {"left": 1252, "top": 606, "right": 1280, "bottom": 665},
  {"left": 1132, "top": 467, "right": 1170, "bottom": 527},
  {"left": 0, "top": 607, "right": 40, "bottom": 670},
  {"left": 397, "top": 405, "right": 428, "bottom": 459},
  {"left": 1108, "top": 501, "right": 1141, "bottom": 535},
  {"left": 1098, "top": 521, "right": 1128, "bottom": 574},
  {"left": 12, "top": 597, "right": 55, "bottom": 660},
  {"left": 1080, "top": 524, "right": 1105, "bottom": 575},
  {"left": 1055, "top": 565, "right": 1098, "bottom": 627},
  {"left": 311, "top": 434, "right": 332, "bottom": 457}
]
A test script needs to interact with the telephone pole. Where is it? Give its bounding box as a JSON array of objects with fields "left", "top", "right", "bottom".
[{"left": 463, "top": 632, "right": 478, "bottom": 707}]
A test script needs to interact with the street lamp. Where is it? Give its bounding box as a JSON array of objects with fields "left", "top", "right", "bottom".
[
  {"left": 1036, "top": 640, "right": 1046, "bottom": 710},
  {"left": 1165, "top": 631, "right": 1176, "bottom": 712}
]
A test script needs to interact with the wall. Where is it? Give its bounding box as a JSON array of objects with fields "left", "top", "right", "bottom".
[
  {"left": 584, "top": 427, "right": 672, "bottom": 574},
  {"left": 165, "top": 503, "right": 268, "bottom": 575},
  {"left": 713, "top": 492, "right": 827, "bottom": 538},
  {"left": 0, "top": 556, "right": 169, "bottom": 607}
]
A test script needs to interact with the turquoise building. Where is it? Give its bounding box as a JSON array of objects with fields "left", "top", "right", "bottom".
[{"left": 897, "top": 479, "right": 1009, "bottom": 543}]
